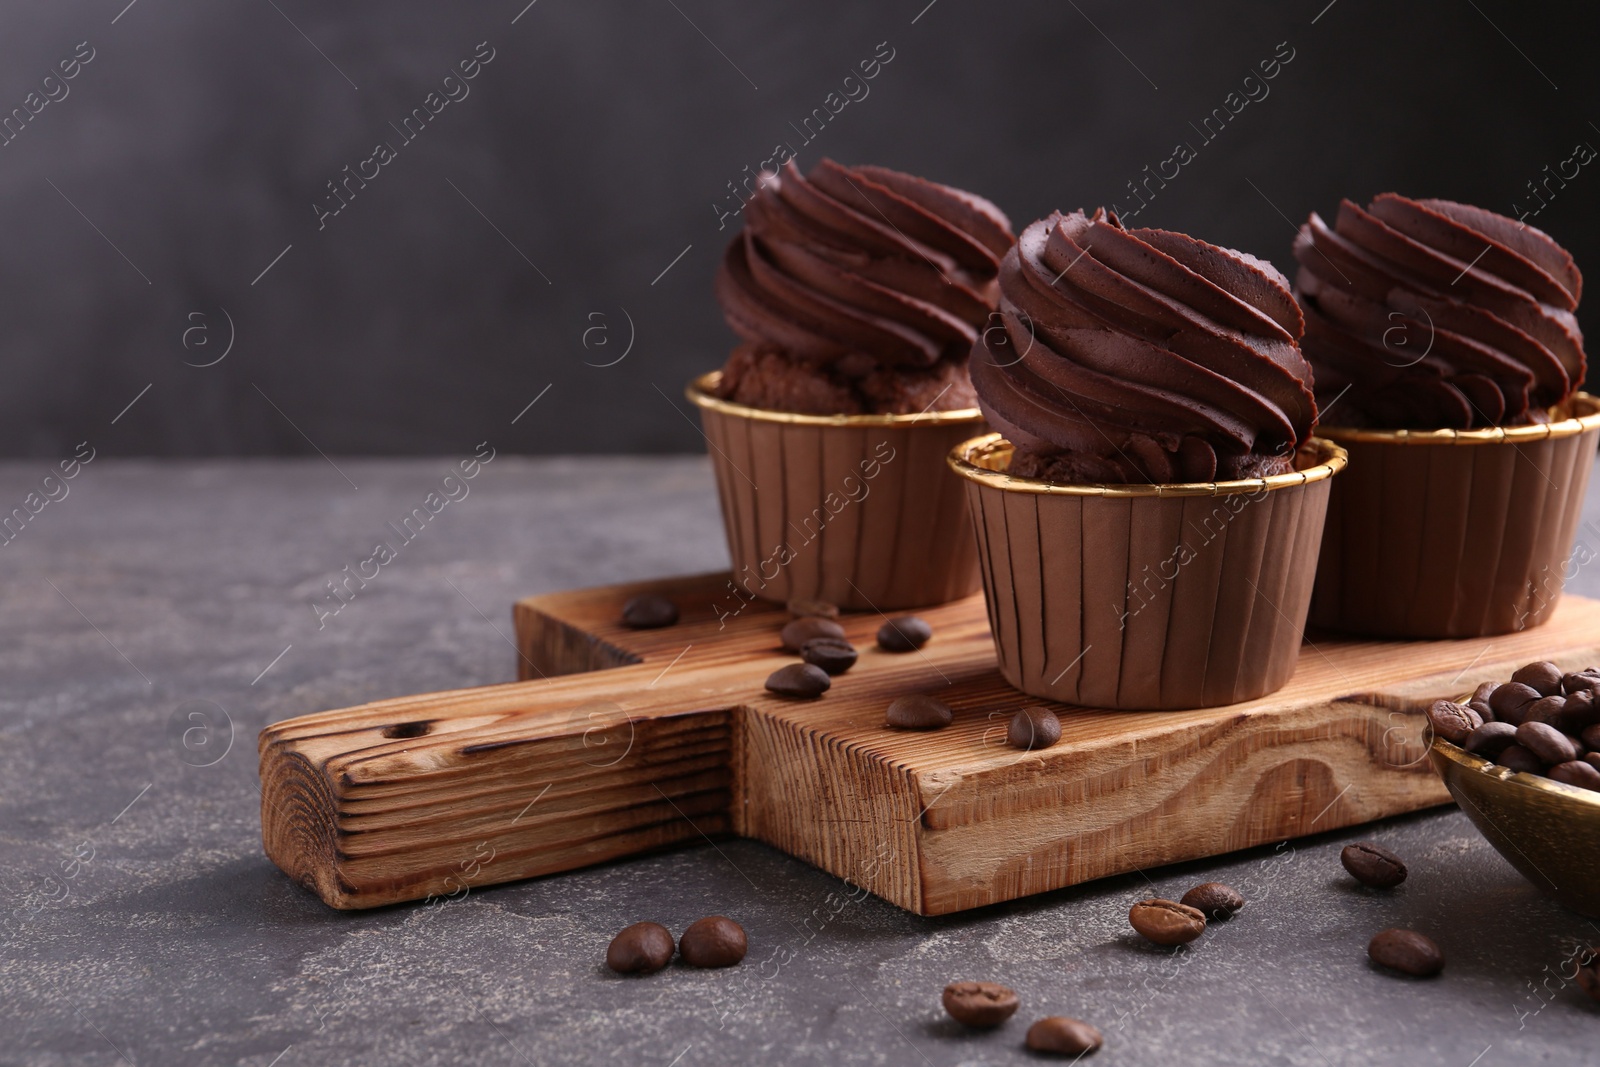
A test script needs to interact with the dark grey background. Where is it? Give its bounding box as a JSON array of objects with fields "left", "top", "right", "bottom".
[{"left": 1, "top": 0, "right": 1595, "bottom": 457}]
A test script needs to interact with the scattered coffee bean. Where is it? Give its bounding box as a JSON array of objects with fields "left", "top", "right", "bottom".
[
  {"left": 1490, "top": 682, "right": 1542, "bottom": 724},
  {"left": 941, "top": 981, "right": 1018, "bottom": 1028},
  {"left": 765, "top": 663, "right": 831, "bottom": 699},
  {"left": 621, "top": 594, "right": 678, "bottom": 629},
  {"left": 1340, "top": 842, "right": 1407, "bottom": 888},
  {"left": 1180, "top": 882, "right": 1244, "bottom": 920},
  {"left": 1516, "top": 721, "right": 1578, "bottom": 765},
  {"left": 606, "top": 922, "right": 675, "bottom": 975},
  {"left": 877, "top": 616, "right": 932, "bottom": 652},
  {"left": 1522, "top": 694, "right": 1568, "bottom": 727},
  {"left": 787, "top": 598, "right": 839, "bottom": 620},
  {"left": 1549, "top": 760, "right": 1600, "bottom": 792},
  {"left": 1128, "top": 899, "right": 1206, "bottom": 946},
  {"left": 800, "top": 637, "right": 857, "bottom": 675},
  {"left": 1576, "top": 948, "right": 1600, "bottom": 1004},
  {"left": 1465, "top": 720, "right": 1518, "bottom": 758},
  {"left": 1472, "top": 680, "right": 1500, "bottom": 705},
  {"left": 1497, "top": 744, "right": 1544, "bottom": 775},
  {"left": 886, "top": 694, "right": 953, "bottom": 730},
  {"left": 1007, "top": 706, "right": 1062, "bottom": 750},
  {"left": 1426, "top": 700, "right": 1481, "bottom": 745},
  {"left": 1368, "top": 928, "right": 1444, "bottom": 976},
  {"left": 1512, "top": 661, "right": 1564, "bottom": 697},
  {"left": 1025, "top": 1016, "right": 1103, "bottom": 1056},
  {"left": 679, "top": 916, "right": 747, "bottom": 968},
  {"left": 781, "top": 616, "right": 846, "bottom": 653}
]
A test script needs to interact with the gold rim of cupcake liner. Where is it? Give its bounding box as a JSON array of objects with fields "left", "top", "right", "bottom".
[
  {"left": 946, "top": 433, "right": 1347, "bottom": 499},
  {"left": 1318, "top": 391, "right": 1600, "bottom": 446},
  {"left": 685, "top": 371, "right": 984, "bottom": 427}
]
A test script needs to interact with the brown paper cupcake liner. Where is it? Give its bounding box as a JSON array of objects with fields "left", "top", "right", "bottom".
[
  {"left": 949, "top": 435, "right": 1346, "bottom": 710},
  {"left": 687, "top": 372, "right": 985, "bottom": 611},
  {"left": 1311, "top": 392, "right": 1600, "bottom": 639}
]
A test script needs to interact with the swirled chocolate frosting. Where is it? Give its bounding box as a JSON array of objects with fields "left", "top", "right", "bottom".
[
  {"left": 970, "top": 209, "right": 1317, "bottom": 483},
  {"left": 1294, "top": 194, "right": 1585, "bottom": 428},
  {"left": 713, "top": 158, "right": 1013, "bottom": 414}
]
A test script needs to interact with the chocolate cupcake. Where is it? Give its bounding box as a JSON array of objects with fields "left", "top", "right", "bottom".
[
  {"left": 1294, "top": 195, "right": 1599, "bottom": 637},
  {"left": 949, "top": 209, "right": 1344, "bottom": 709},
  {"left": 689, "top": 159, "right": 1014, "bottom": 610}
]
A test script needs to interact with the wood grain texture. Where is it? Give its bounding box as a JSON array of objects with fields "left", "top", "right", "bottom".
[{"left": 261, "top": 571, "right": 1600, "bottom": 914}]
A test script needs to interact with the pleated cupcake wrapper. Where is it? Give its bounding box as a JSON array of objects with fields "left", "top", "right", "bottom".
[
  {"left": 688, "top": 372, "right": 985, "bottom": 611},
  {"left": 1311, "top": 393, "right": 1600, "bottom": 639},
  {"left": 949, "top": 435, "right": 1345, "bottom": 710}
]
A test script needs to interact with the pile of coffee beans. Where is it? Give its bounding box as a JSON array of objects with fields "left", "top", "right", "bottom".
[
  {"left": 940, "top": 980, "right": 1101, "bottom": 1057},
  {"left": 621, "top": 594, "right": 678, "bottom": 629},
  {"left": 1428, "top": 660, "right": 1600, "bottom": 792},
  {"left": 604, "top": 915, "right": 747, "bottom": 975}
]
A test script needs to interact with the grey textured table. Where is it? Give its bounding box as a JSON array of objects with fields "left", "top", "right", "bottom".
[{"left": 4, "top": 457, "right": 1599, "bottom": 1067}]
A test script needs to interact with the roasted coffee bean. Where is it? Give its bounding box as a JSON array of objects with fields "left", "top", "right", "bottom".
[
  {"left": 1007, "top": 706, "right": 1062, "bottom": 750},
  {"left": 1341, "top": 842, "right": 1407, "bottom": 888},
  {"left": 1512, "top": 661, "right": 1565, "bottom": 697},
  {"left": 1549, "top": 760, "right": 1600, "bottom": 792},
  {"left": 679, "top": 916, "right": 747, "bottom": 968},
  {"left": 786, "top": 598, "right": 840, "bottom": 620},
  {"left": 1557, "top": 689, "right": 1600, "bottom": 733},
  {"left": 1584, "top": 723, "right": 1600, "bottom": 750},
  {"left": 1516, "top": 721, "right": 1578, "bottom": 765},
  {"left": 1180, "top": 882, "right": 1244, "bottom": 920},
  {"left": 781, "top": 616, "right": 846, "bottom": 653},
  {"left": 1576, "top": 948, "right": 1600, "bottom": 1004},
  {"left": 1497, "top": 744, "right": 1545, "bottom": 774},
  {"left": 1465, "top": 720, "right": 1519, "bottom": 757},
  {"left": 941, "top": 981, "right": 1018, "bottom": 1028},
  {"left": 1128, "top": 899, "right": 1206, "bottom": 946},
  {"left": 765, "top": 663, "right": 831, "bottom": 699},
  {"left": 877, "top": 616, "right": 932, "bottom": 652},
  {"left": 1522, "top": 694, "right": 1567, "bottom": 727},
  {"left": 1490, "top": 682, "right": 1543, "bottom": 724},
  {"left": 621, "top": 594, "right": 678, "bottom": 629},
  {"left": 1586, "top": 752, "right": 1600, "bottom": 771},
  {"left": 1467, "top": 699, "right": 1495, "bottom": 722},
  {"left": 886, "top": 694, "right": 953, "bottom": 730},
  {"left": 1563, "top": 670, "right": 1600, "bottom": 697},
  {"left": 1368, "top": 928, "right": 1444, "bottom": 976},
  {"left": 606, "top": 922, "right": 675, "bottom": 974},
  {"left": 1426, "top": 700, "right": 1481, "bottom": 745},
  {"left": 1025, "top": 1016, "right": 1103, "bottom": 1056},
  {"left": 800, "top": 637, "right": 857, "bottom": 675},
  {"left": 1471, "top": 680, "right": 1500, "bottom": 704}
]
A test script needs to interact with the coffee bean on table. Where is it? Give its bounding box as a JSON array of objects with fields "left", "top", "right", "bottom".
[
  {"left": 679, "top": 916, "right": 747, "bottom": 968},
  {"left": 781, "top": 616, "right": 846, "bottom": 653},
  {"left": 621, "top": 594, "right": 678, "bottom": 629},
  {"left": 800, "top": 637, "right": 857, "bottom": 675},
  {"left": 1026, "top": 1017, "right": 1103, "bottom": 1056},
  {"left": 1180, "top": 882, "right": 1245, "bottom": 920},
  {"left": 765, "top": 663, "right": 831, "bottom": 699},
  {"left": 1426, "top": 700, "right": 1482, "bottom": 745},
  {"left": 1516, "top": 721, "right": 1578, "bottom": 765},
  {"left": 1549, "top": 760, "right": 1600, "bottom": 792},
  {"left": 941, "top": 981, "right": 1018, "bottom": 1027},
  {"left": 1490, "top": 682, "right": 1543, "bottom": 724},
  {"left": 1007, "top": 706, "right": 1062, "bottom": 750},
  {"left": 606, "top": 922, "right": 675, "bottom": 974},
  {"left": 1368, "top": 928, "right": 1444, "bottom": 976},
  {"left": 787, "top": 598, "right": 839, "bottom": 620},
  {"left": 1340, "top": 842, "right": 1407, "bottom": 888},
  {"left": 1128, "top": 899, "right": 1206, "bottom": 945},
  {"left": 877, "top": 616, "right": 932, "bottom": 652},
  {"left": 1497, "top": 744, "right": 1545, "bottom": 774},
  {"left": 1512, "top": 661, "right": 1564, "bottom": 697},
  {"left": 886, "top": 694, "right": 953, "bottom": 730},
  {"left": 1465, "top": 720, "right": 1519, "bottom": 758}
]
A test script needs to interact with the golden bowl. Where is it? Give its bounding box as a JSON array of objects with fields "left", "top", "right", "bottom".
[{"left": 1429, "top": 736, "right": 1600, "bottom": 916}]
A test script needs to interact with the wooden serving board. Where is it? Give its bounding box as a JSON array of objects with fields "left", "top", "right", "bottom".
[{"left": 258, "top": 572, "right": 1600, "bottom": 915}]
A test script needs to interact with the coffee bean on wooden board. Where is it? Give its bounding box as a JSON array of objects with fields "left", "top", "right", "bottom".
[
  {"left": 765, "top": 663, "right": 831, "bottom": 699},
  {"left": 886, "top": 694, "right": 953, "bottom": 730},
  {"left": 1007, "top": 706, "right": 1062, "bottom": 750},
  {"left": 1512, "top": 661, "right": 1564, "bottom": 696},
  {"left": 621, "top": 594, "right": 678, "bottom": 629},
  {"left": 1180, "top": 882, "right": 1245, "bottom": 920},
  {"left": 800, "top": 637, "right": 857, "bottom": 675},
  {"left": 1497, "top": 744, "right": 1545, "bottom": 775},
  {"left": 1128, "top": 899, "right": 1206, "bottom": 946},
  {"left": 780, "top": 616, "right": 846, "bottom": 653},
  {"left": 679, "top": 916, "right": 747, "bottom": 968},
  {"left": 1577, "top": 948, "right": 1600, "bottom": 1004},
  {"left": 1340, "top": 842, "right": 1407, "bottom": 888},
  {"left": 1368, "top": 928, "right": 1444, "bottom": 976},
  {"left": 1465, "top": 721, "right": 1518, "bottom": 757},
  {"left": 787, "top": 598, "right": 840, "bottom": 620},
  {"left": 1549, "top": 760, "right": 1600, "bottom": 791},
  {"left": 1426, "top": 700, "right": 1482, "bottom": 744},
  {"left": 1516, "top": 721, "right": 1578, "bottom": 765},
  {"left": 1026, "top": 1017, "right": 1103, "bottom": 1056},
  {"left": 941, "top": 981, "right": 1018, "bottom": 1027},
  {"left": 877, "top": 616, "right": 932, "bottom": 652},
  {"left": 1490, "top": 682, "right": 1543, "bottom": 724},
  {"left": 605, "top": 922, "right": 675, "bottom": 975}
]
